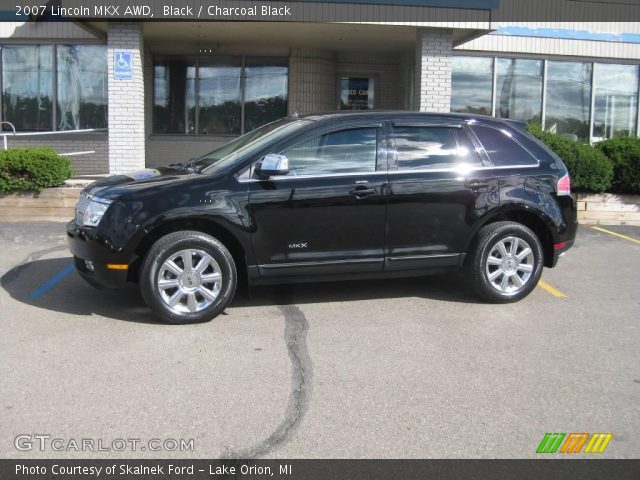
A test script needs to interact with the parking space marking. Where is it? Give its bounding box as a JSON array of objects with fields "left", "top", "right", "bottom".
[
  {"left": 591, "top": 226, "right": 640, "bottom": 245},
  {"left": 29, "top": 261, "right": 75, "bottom": 299},
  {"left": 537, "top": 280, "right": 566, "bottom": 298}
]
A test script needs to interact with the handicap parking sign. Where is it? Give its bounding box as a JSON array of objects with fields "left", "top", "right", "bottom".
[{"left": 114, "top": 50, "right": 133, "bottom": 80}]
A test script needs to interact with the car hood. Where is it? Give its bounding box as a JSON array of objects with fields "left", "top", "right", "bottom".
[{"left": 84, "top": 167, "right": 200, "bottom": 200}]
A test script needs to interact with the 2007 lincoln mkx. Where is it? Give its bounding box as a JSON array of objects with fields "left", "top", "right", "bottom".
[{"left": 67, "top": 112, "right": 577, "bottom": 324}]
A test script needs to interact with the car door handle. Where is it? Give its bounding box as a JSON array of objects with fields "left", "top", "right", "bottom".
[
  {"left": 349, "top": 186, "right": 377, "bottom": 198},
  {"left": 465, "top": 180, "right": 490, "bottom": 190}
]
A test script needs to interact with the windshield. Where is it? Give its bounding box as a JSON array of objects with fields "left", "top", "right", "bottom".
[{"left": 195, "top": 119, "right": 312, "bottom": 173}]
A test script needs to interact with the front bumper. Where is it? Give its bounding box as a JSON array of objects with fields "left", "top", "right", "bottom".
[{"left": 66, "top": 221, "right": 134, "bottom": 288}]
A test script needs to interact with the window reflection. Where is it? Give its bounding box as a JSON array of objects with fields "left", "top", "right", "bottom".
[
  {"left": 2, "top": 45, "right": 53, "bottom": 131},
  {"left": 244, "top": 57, "right": 288, "bottom": 132},
  {"left": 496, "top": 58, "right": 542, "bottom": 124},
  {"left": 545, "top": 61, "right": 592, "bottom": 141},
  {"left": 57, "top": 45, "right": 107, "bottom": 130},
  {"left": 394, "top": 126, "right": 458, "bottom": 170},
  {"left": 593, "top": 63, "right": 638, "bottom": 141},
  {"left": 153, "top": 57, "right": 196, "bottom": 134},
  {"left": 198, "top": 57, "right": 241, "bottom": 134},
  {"left": 451, "top": 56, "right": 493, "bottom": 115},
  {"left": 284, "top": 128, "right": 377, "bottom": 176},
  {"left": 153, "top": 55, "right": 288, "bottom": 135}
]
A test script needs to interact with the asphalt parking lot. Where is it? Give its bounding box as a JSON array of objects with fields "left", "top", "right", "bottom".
[{"left": 1, "top": 223, "right": 638, "bottom": 459}]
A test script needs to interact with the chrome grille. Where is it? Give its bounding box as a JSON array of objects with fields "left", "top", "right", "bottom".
[{"left": 75, "top": 192, "right": 91, "bottom": 225}]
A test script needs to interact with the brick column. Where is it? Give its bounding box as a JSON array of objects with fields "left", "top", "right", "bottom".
[
  {"left": 107, "top": 22, "right": 145, "bottom": 174},
  {"left": 414, "top": 29, "right": 453, "bottom": 112}
]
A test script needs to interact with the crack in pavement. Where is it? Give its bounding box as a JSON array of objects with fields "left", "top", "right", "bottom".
[{"left": 225, "top": 301, "right": 313, "bottom": 459}]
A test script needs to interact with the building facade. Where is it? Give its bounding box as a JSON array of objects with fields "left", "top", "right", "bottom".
[{"left": 0, "top": 0, "right": 638, "bottom": 174}]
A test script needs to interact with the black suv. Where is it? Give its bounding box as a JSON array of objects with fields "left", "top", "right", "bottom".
[{"left": 67, "top": 112, "right": 577, "bottom": 324}]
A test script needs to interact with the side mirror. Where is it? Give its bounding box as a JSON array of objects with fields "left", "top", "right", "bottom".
[{"left": 255, "top": 153, "right": 289, "bottom": 177}]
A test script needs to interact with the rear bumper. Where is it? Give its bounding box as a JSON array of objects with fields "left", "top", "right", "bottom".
[
  {"left": 66, "top": 221, "right": 134, "bottom": 288},
  {"left": 549, "top": 196, "right": 579, "bottom": 267}
]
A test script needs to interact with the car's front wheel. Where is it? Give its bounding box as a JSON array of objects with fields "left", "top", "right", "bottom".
[
  {"left": 140, "top": 231, "right": 237, "bottom": 324},
  {"left": 467, "top": 221, "right": 544, "bottom": 303}
]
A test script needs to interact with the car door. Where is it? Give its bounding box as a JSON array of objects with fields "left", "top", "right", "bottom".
[
  {"left": 247, "top": 123, "right": 388, "bottom": 278},
  {"left": 384, "top": 120, "right": 500, "bottom": 271}
]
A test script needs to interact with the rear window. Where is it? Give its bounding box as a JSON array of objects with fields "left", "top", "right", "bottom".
[{"left": 470, "top": 125, "right": 538, "bottom": 167}]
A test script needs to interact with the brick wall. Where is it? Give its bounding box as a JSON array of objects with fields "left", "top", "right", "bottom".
[
  {"left": 6, "top": 133, "right": 108, "bottom": 175},
  {"left": 288, "top": 49, "right": 337, "bottom": 115},
  {"left": 107, "top": 22, "right": 145, "bottom": 174},
  {"left": 415, "top": 29, "right": 453, "bottom": 112}
]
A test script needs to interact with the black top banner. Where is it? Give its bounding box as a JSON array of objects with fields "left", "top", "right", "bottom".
[{"left": 0, "top": 0, "right": 639, "bottom": 22}]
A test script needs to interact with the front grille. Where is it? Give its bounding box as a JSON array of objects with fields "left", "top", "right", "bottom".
[{"left": 75, "top": 192, "right": 91, "bottom": 225}]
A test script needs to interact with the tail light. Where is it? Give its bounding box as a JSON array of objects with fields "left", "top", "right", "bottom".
[{"left": 557, "top": 173, "right": 571, "bottom": 196}]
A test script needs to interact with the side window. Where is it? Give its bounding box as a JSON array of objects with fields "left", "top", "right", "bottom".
[
  {"left": 393, "top": 126, "right": 459, "bottom": 170},
  {"left": 283, "top": 127, "right": 377, "bottom": 176},
  {"left": 470, "top": 125, "right": 538, "bottom": 166}
]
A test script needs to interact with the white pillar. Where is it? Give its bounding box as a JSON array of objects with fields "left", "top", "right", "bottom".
[
  {"left": 414, "top": 29, "right": 453, "bottom": 112},
  {"left": 107, "top": 22, "right": 145, "bottom": 174}
]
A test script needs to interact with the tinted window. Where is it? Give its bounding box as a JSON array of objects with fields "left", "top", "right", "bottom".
[
  {"left": 393, "top": 126, "right": 459, "bottom": 170},
  {"left": 57, "top": 45, "right": 108, "bottom": 130},
  {"left": 284, "top": 127, "right": 377, "bottom": 176},
  {"left": 244, "top": 57, "right": 288, "bottom": 131},
  {"left": 496, "top": 58, "right": 543, "bottom": 124},
  {"left": 198, "top": 57, "right": 242, "bottom": 134},
  {"left": 451, "top": 56, "right": 493, "bottom": 115},
  {"left": 470, "top": 125, "right": 537, "bottom": 166},
  {"left": 2, "top": 45, "right": 53, "bottom": 131},
  {"left": 545, "top": 61, "right": 592, "bottom": 141}
]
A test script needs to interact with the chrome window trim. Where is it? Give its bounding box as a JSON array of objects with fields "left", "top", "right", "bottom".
[
  {"left": 237, "top": 163, "right": 539, "bottom": 182},
  {"left": 238, "top": 170, "right": 388, "bottom": 182}
]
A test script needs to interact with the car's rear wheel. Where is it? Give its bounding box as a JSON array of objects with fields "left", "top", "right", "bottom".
[
  {"left": 467, "top": 221, "right": 543, "bottom": 303},
  {"left": 140, "top": 231, "right": 237, "bottom": 324}
]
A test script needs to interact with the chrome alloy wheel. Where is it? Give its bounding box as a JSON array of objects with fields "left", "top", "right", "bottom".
[
  {"left": 157, "top": 249, "right": 222, "bottom": 314},
  {"left": 485, "top": 236, "right": 535, "bottom": 295}
]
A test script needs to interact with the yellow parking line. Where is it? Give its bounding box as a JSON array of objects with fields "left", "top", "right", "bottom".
[
  {"left": 592, "top": 226, "right": 640, "bottom": 245},
  {"left": 537, "top": 280, "right": 566, "bottom": 298}
]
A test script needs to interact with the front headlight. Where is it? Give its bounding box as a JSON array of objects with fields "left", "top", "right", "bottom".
[{"left": 82, "top": 196, "right": 112, "bottom": 227}]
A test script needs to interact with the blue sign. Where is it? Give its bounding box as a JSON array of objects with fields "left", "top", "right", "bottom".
[{"left": 113, "top": 51, "right": 133, "bottom": 80}]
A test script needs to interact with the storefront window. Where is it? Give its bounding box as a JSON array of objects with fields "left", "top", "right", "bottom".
[
  {"left": 451, "top": 56, "right": 493, "bottom": 115},
  {"left": 593, "top": 63, "right": 638, "bottom": 141},
  {"left": 198, "top": 57, "right": 241, "bottom": 135},
  {"left": 496, "top": 58, "right": 543, "bottom": 124},
  {"left": 56, "top": 45, "right": 107, "bottom": 130},
  {"left": 244, "top": 57, "right": 288, "bottom": 131},
  {"left": 545, "top": 61, "right": 592, "bottom": 141},
  {"left": 153, "top": 57, "right": 196, "bottom": 134},
  {"left": 2, "top": 45, "right": 53, "bottom": 131},
  {"left": 153, "top": 55, "right": 288, "bottom": 135}
]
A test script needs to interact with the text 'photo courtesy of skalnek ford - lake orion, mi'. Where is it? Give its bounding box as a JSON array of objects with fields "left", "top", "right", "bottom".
[{"left": 0, "top": 1, "right": 639, "bottom": 479}]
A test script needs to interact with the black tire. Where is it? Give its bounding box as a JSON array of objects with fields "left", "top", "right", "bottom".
[
  {"left": 140, "top": 231, "right": 237, "bottom": 324},
  {"left": 466, "top": 221, "right": 544, "bottom": 303}
]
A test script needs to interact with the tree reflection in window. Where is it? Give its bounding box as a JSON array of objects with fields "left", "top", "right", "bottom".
[
  {"left": 2, "top": 45, "right": 53, "bottom": 131},
  {"left": 57, "top": 45, "right": 107, "bottom": 130}
]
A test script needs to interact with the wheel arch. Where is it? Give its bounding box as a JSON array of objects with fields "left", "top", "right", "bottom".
[
  {"left": 467, "top": 207, "right": 557, "bottom": 268},
  {"left": 128, "top": 217, "right": 249, "bottom": 284}
]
